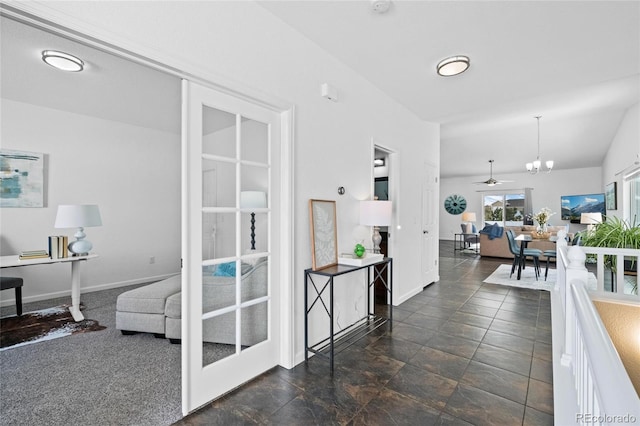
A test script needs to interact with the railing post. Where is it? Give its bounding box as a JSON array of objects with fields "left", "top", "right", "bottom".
[
  {"left": 555, "top": 230, "right": 568, "bottom": 299},
  {"left": 562, "top": 246, "right": 588, "bottom": 367}
]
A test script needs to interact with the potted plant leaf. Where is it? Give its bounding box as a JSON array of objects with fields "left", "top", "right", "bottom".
[{"left": 580, "top": 216, "right": 640, "bottom": 295}]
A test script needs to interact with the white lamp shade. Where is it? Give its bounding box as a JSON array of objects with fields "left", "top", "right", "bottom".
[
  {"left": 240, "top": 191, "right": 267, "bottom": 209},
  {"left": 461, "top": 212, "right": 476, "bottom": 222},
  {"left": 54, "top": 204, "right": 102, "bottom": 228},
  {"left": 360, "top": 200, "right": 392, "bottom": 226},
  {"left": 580, "top": 212, "right": 602, "bottom": 225}
]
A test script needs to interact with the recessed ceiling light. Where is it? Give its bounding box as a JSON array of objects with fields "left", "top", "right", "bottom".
[
  {"left": 42, "top": 50, "right": 84, "bottom": 72},
  {"left": 436, "top": 55, "right": 470, "bottom": 77}
]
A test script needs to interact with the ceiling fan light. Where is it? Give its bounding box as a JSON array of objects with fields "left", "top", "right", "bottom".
[
  {"left": 546, "top": 160, "right": 554, "bottom": 170},
  {"left": 436, "top": 55, "right": 470, "bottom": 77},
  {"left": 42, "top": 50, "right": 84, "bottom": 72}
]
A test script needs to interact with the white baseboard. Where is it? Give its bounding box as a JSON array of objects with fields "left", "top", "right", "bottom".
[
  {"left": 395, "top": 283, "right": 426, "bottom": 305},
  {"left": 0, "top": 272, "right": 180, "bottom": 308}
]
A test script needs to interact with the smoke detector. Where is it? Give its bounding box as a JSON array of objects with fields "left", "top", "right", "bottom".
[{"left": 371, "top": 0, "right": 391, "bottom": 13}]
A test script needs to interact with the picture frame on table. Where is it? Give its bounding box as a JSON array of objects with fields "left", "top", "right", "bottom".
[
  {"left": 308, "top": 199, "right": 338, "bottom": 270},
  {"left": 605, "top": 182, "right": 617, "bottom": 210}
]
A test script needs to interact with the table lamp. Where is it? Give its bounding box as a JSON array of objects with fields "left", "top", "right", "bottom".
[
  {"left": 461, "top": 212, "right": 476, "bottom": 233},
  {"left": 360, "top": 200, "right": 392, "bottom": 253},
  {"left": 241, "top": 191, "right": 267, "bottom": 250},
  {"left": 580, "top": 212, "right": 602, "bottom": 233},
  {"left": 54, "top": 204, "right": 102, "bottom": 256}
]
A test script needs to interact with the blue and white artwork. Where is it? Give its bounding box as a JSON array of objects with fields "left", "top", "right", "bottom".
[{"left": 0, "top": 149, "right": 44, "bottom": 208}]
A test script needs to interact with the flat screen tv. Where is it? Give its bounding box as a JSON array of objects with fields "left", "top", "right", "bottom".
[{"left": 560, "top": 193, "right": 606, "bottom": 223}]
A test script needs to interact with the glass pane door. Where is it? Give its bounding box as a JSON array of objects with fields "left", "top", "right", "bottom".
[{"left": 182, "top": 80, "right": 280, "bottom": 413}]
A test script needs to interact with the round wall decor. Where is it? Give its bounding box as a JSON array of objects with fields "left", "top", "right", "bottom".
[{"left": 444, "top": 194, "right": 467, "bottom": 215}]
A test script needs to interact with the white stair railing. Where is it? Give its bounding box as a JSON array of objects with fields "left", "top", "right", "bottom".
[
  {"left": 552, "top": 237, "right": 640, "bottom": 425},
  {"left": 580, "top": 246, "right": 639, "bottom": 299}
]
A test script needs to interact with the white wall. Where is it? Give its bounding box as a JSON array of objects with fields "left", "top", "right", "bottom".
[
  {"left": 602, "top": 103, "right": 640, "bottom": 222},
  {"left": 440, "top": 166, "right": 603, "bottom": 240},
  {"left": 8, "top": 2, "right": 439, "bottom": 364},
  {"left": 1, "top": 99, "right": 181, "bottom": 299}
]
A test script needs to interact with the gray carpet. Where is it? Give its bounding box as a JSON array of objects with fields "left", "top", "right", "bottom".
[{"left": 0, "top": 284, "right": 182, "bottom": 426}]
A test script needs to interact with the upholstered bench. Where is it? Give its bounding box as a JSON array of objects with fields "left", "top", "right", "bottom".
[{"left": 116, "top": 274, "right": 181, "bottom": 337}]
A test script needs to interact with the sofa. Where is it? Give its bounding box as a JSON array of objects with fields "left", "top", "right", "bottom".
[
  {"left": 116, "top": 259, "right": 268, "bottom": 345},
  {"left": 479, "top": 225, "right": 571, "bottom": 261}
]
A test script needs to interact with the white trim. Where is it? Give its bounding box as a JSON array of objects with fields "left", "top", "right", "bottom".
[{"left": 279, "top": 107, "right": 296, "bottom": 369}]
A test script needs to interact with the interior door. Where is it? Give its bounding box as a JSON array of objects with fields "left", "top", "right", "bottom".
[
  {"left": 182, "top": 80, "right": 281, "bottom": 413},
  {"left": 421, "top": 163, "right": 438, "bottom": 286}
]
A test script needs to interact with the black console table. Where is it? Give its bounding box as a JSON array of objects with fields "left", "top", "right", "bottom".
[{"left": 304, "top": 258, "right": 392, "bottom": 372}]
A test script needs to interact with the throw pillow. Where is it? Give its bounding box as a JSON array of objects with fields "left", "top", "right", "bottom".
[{"left": 213, "top": 261, "right": 236, "bottom": 277}]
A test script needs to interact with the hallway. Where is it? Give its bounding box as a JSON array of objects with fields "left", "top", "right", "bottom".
[{"left": 176, "top": 243, "right": 553, "bottom": 425}]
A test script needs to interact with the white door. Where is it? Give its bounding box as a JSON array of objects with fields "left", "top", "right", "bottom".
[
  {"left": 421, "top": 163, "right": 439, "bottom": 286},
  {"left": 182, "top": 80, "right": 282, "bottom": 413}
]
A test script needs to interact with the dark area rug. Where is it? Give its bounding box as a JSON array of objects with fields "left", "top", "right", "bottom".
[{"left": 0, "top": 304, "right": 105, "bottom": 351}]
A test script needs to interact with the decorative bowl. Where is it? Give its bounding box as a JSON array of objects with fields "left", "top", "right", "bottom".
[{"left": 532, "top": 232, "right": 551, "bottom": 239}]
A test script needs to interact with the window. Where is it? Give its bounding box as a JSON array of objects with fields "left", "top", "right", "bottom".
[{"left": 483, "top": 193, "right": 525, "bottom": 226}]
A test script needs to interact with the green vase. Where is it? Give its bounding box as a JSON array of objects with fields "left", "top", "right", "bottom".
[{"left": 354, "top": 244, "right": 365, "bottom": 258}]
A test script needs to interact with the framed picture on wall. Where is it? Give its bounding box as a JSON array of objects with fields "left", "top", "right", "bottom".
[
  {"left": 605, "top": 182, "right": 617, "bottom": 210},
  {"left": 309, "top": 199, "right": 338, "bottom": 270},
  {"left": 0, "top": 149, "right": 45, "bottom": 208}
]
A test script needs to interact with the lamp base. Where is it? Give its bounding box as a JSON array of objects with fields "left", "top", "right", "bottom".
[
  {"left": 68, "top": 227, "right": 92, "bottom": 256},
  {"left": 372, "top": 226, "right": 382, "bottom": 253}
]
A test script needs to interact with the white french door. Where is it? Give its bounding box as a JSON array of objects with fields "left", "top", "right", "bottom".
[{"left": 181, "top": 80, "right": 282, "bottom": 413}]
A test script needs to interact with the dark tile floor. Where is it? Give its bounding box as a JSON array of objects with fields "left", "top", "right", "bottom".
[{"left": 176, "top": 242, "right": 554, "bottom": 425}]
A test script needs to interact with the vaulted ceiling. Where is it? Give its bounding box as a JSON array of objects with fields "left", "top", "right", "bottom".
[
  {"left": 2, "top": 2, "right": 639, "bottom": 180},
  {"left": 261, "top": 1, "right": 639, "bottom": 178}
]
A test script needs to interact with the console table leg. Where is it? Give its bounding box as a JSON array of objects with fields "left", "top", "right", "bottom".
[
  {"left": 70, "top": 260, "right": 85, "bottom": 321},
  {"left": 329, "top": 276, "right": 334, "bottom": 373}
]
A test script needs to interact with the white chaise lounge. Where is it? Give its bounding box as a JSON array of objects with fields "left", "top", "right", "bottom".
[{"left": 116, "top": 260, "right": 268, "bottom": 345}]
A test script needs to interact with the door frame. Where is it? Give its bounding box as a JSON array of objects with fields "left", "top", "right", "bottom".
[
  {"left": 3, "top": 1, "right": 296, "bottom": 411},
  {"left": 371, "top": 138, "right": 398, "bottom": 303}
]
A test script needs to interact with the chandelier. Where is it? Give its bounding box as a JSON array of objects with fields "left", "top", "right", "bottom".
[{"left": 526, "top": 116, "right": 554, "bottom": 174}]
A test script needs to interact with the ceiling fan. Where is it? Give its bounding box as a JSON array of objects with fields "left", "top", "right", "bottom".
[{"left": 474, "top": 160, "right": 514, "bottom": 186}]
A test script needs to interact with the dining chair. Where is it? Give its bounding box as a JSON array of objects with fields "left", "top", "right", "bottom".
[
  {"left": 506, "top": 229, "right": 542, "bottom": 280},
  {"left": 543, "top": 250, "right": 557, "bottom": 281}
]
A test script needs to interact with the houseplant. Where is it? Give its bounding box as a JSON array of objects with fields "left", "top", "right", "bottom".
[{"left": 580, "top": 216, "right": 640, "bottom": 294}]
